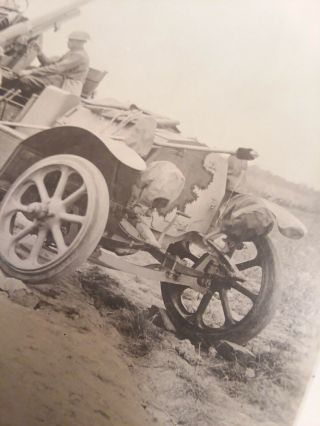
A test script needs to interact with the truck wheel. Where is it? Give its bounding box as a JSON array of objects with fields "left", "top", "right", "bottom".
[
  {"left": 161, "top": 237, "right": 280, "bottom": 345},
  {"left": 0, "top": 154, "right": 109, "bottom": 283}
]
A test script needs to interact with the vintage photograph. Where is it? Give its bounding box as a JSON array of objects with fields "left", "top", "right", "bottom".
[{"left": 0, "top": 1, "right": 319, "bottom": 425}]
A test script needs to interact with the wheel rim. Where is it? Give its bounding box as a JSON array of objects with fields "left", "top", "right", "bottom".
[
  {"left": 0, "top": 161, "right": 97, "bottom": 273},
  {"left": 164, "top": 240, "right": 272, "bottom": 337}
]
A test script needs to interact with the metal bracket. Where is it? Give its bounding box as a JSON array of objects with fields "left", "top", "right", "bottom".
[{"left": 89, "top": 248, "right": 207, "bottom": 294}]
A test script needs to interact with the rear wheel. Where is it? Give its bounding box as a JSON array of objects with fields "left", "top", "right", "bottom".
[
  {"left": 0, "top": 154, "right": 109, "bottom": 283},
  {"left": 161, "top": 237, "right": 280, "bottom": 344}
]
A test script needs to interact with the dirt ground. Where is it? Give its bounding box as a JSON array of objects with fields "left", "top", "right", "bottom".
[
  {"left": 0, "top": 207, "right": 319, "bottom": 426},
  {"left": 0, "top": 282, "right": 153, "bottom": 426},
  {"left": 0, "top": 271, "right": 278, "bottom": 426}
]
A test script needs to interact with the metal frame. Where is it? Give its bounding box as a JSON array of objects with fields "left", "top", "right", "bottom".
[{"left": 89, "top": 236, "right": 243, "bottom": 296}]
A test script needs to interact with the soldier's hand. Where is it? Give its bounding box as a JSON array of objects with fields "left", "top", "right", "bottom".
[{"left": 30, "top": 41, "right": 42, "bottom": 54}]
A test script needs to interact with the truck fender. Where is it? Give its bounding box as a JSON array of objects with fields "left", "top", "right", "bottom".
[
  {"left": 22, "top": 126, "right": 146, "bottom": 171},
  {"left": 92, "top": 129, "right": 146, "bottom": 171}
]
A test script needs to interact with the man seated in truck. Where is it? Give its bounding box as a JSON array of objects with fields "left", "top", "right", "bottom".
[{"left": 16, "top": 30, "right": 90, "bottom": 97}]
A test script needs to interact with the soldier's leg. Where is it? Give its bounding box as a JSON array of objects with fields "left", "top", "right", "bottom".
[{"left": 18, "top": 75, "right": 47, "bottom": 97}]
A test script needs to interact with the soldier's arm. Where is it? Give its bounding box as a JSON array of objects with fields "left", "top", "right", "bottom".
[
  {"left": 32, "top": 52, "right": 83, "bottom": 75},
  {"left": 24, "top": 37, "right": 56, "bottom": 66},
  {"left": 37, "top": 51, "right": 59, "bottom": 66}
]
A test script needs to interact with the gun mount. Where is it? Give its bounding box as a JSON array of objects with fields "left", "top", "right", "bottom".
[
  {"left": 0, "top": 0, "right": 95, "bottom": 72},
  {"left": 0, "top": 0, "right": 94, "bottom": 47}
]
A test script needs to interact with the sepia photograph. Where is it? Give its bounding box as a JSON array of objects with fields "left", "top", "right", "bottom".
[{"left": 0, "top": 1, "right": 319, "bottom": 425}]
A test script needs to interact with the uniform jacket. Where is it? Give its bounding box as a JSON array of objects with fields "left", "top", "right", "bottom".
[{"left": 32, "top": 48, "right": 90, "bottom": 87}]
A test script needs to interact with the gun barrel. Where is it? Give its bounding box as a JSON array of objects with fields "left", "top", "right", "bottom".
[
  {"left": 153, "top": 139, "right": 236, "bottom": 154},
  {"left": 0, "top": 0, "right": 94, "bottom": 48}
]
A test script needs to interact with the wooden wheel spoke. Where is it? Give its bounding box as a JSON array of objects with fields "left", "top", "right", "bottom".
[
  {"left": 220, "top": 289, "right": 236, "bottom": 326},
  {"left": 192, "top": 291, "right": 213, "bottom": 327},
  {"left": 12, "top": 222, "right": 38, "bottom": 244},
  {"left": 50, "top": 222, "right": 67, "bottom": 253},
  {"left": 4, "top": 200, "right": 29, "bottom": 217},
  {"left": 29, "top": 227, "right": 48, "bottom": 265},
  {"left": 236, "top": 256, "right": 259, "bottom": 271},
  {"left": 33, "top": 175, "right": 50, "bottom": 202},
  {"left": 232, "top": 282, "right": 258, "bottom": 302},
  {"left": 59, "top": 212, "right": 85, "bottom": 224},
  {"left": 53, "top": 167, "right": 70, "bottom": 199},
  {"left": 63, "top": 184, "right": 86, "bottom": 207}
]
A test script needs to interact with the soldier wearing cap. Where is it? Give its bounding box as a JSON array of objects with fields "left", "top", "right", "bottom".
[{"left": 17, "top": 30, "right": 90, "bottom": 96}]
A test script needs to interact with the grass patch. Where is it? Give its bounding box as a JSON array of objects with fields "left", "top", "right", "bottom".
[
  {"left": 176, "top": 364, "right": 208, "bottom": 402},
  {"left": 111, "top": 307, "right": 163, "bottom": 356},
  {"left": 79, "top": 266, "right": 162, "bottom": 356},
  {"left": 79, "top": 266, "right": 135, "bottom": 310},
  {"left": 207, "top": 342, "right": 304, "bottom": 425}
]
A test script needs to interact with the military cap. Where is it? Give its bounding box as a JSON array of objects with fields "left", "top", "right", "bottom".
[{"left": 68, "top": 31, "right": 90, "bottom": 42}]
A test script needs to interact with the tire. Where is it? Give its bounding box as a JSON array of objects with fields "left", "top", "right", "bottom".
[
  {"left": 0, "top": 154, "right": 109, "bottom": 283},
  {"left": 161, "top": 237, "right": 280, "bottom": 345}
]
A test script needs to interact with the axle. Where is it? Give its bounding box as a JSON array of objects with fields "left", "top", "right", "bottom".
[{"left": 92, "top": 237, "right": 244, "bottom": 295}]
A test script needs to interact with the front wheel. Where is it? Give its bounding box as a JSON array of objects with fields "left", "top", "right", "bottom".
[
  {"left": 161, "top": 237, "right": 280, "bottom": 345},
  {"left": 0, "top": 154, "right": 109, "bottom": 283}
]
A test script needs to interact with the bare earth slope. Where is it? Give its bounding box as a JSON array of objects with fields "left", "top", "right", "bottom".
[
  {"left": 0, "top": 287, "right": 153, "bottom": 426},
  {"left": 0, "top": 271, "right": 279, "bottom": 426}
]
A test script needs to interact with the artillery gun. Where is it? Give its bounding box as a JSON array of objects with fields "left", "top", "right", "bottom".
[
  {"left": 0, "top": 1, "right": 93, "bottom": 51},
  {"left": 0, "top": 0, "right": 103, "bottom": 100},
  {"left": 0, "top": 2, "right": 306, "bottom": 345}
]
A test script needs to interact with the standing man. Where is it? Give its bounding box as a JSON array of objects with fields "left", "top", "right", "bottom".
[{"left": 17, "top": 30, "right": 90, "bottom": 96}]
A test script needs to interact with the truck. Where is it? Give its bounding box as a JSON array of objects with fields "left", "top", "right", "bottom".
[{"left": 0, "top": 0, "right": 306, "bottom": 345}]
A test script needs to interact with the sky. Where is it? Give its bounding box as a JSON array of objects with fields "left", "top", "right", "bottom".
[{"left": 24, "top": 0, "right": 320, "bottom": 189}]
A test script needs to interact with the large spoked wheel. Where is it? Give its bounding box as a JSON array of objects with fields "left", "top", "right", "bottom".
[
  {"left": 161, "top": 237, "right": 280, "bottom": 345},
  {"left": 0, "top": 154, "right": 109, "bottom": 283}
]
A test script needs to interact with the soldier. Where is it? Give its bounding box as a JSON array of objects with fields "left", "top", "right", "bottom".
[{"left": 17, "top": 30, "right": 90, "bottom": 96}]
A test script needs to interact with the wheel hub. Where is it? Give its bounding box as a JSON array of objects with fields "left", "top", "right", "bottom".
[
  {"left": 26, "top": 202, "right": 50, "bottom": 220},
  {"left": 26, "top": 200, "right": 64, "bottom": 222}
]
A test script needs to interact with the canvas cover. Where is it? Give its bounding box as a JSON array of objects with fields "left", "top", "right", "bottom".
[
  {"left": 219, "top": 194, "right": 275, "bottom": 241},
  {"left": 123, "top": 114, "right": 157, "bottom": 158},
  {"left": 135, "top": 160, "right": 185, "bottom": 207},
  {"left": 59, "top": 104, "right": 156, "bottom": 158},
  {"left": 219, "top": 193, "right": 307, "bottom": 241}
]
